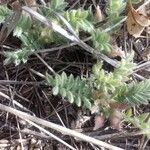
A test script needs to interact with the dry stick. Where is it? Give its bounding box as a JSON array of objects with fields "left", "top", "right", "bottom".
[
  {"left": 23, "top": 119, "right": 76, "bottom": 150},
  {"left": 34, "top": 52, "right": 56, "bottom": 75},
  {"left": 0, "top": 91, "right": 34, "bottom": 115},
  {"left": 0, "top": 104, "right": 123, "bottom": 150},
  {"left": 0, "top": 80, "right": 44, "bottom": 85},
  {"left": 21, "top": 128, "right": 145, "bottom": 141},
  {"left": 133, "top": 61, "right": 150, "bottom": 72}
]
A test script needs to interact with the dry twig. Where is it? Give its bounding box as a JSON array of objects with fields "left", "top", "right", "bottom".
[{"left": 0, "top": 103, "right": 123, "bottom": 150}]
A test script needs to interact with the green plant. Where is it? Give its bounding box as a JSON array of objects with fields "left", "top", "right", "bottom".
[
  {"left": 50, "top": 0, "right": 68, "bottom": 13},
  {"left": 43, "top": 51, "right": 150, "bottom": 112},
  {"left": 0, "top": 0, "right": 127, "bottom": 65},
  {"left": 92, "top": 53, "right": 134, "bottom": 94},
  {"left": 91, "top": 30, "right": 112, "bottom": 54},
  {"left": 106, "top": 0, "right": 126, "bottom": 25},
  {"left": 4, "top": 48, "right": 34, "bottom": 65},
  {"left": 64, "top": 9, "right": 94, "bottom": 33},
  {"left": 1, "top": 0, "right": 150, "bottom": 113},
  {"left": 91, "top": 53, "right": 150, "bottom": 112},
  {"left": 0, "top": 5, "right": 12, "bottom": 24},
  {"left": 46, "top": 72, "right": 92, "bottom": 109},
  {"left": 124, "top": 112, "right": 150, "bottom": 139},
  {"left": 114, "top": 80, "right": 150, "bottom": 105},
  {"left": 39, "top": 0, "right": 68, "bottom": 18}
]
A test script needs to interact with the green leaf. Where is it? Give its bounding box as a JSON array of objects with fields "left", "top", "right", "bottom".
[
  {"left": 115, "top": 80, "right": 150, "bottom": 106},
  {"left": 50, "top": 0, "right": 68, "bottom": 12},
  {"left": 64, "top": 9, "right": 94, "bottom": 33},
  {"left": 76, "top": 96, "right": 81, "bottom": 107},
  {"left": 92, "top": 30, "right": 111, "bottom": 54},
  {"left": 125, "top": 109, "right": 133, "bottom": 118},
  {"left": 67, "top": 91, "right": 74, "bottom": 103},
  {"left": 45, "top": 72, "right": 92, "bottom": 109},
  {"left": 83, "top": 97, "right": 91, "bottom": 109},
  {"left": 60, "top": 72, "right": 67, "bottom": 87},
  {"left": 0, "top": 5, "right": 12, "bottom": 24},
  {"left": 52, "top": 86, "right": 59, "bottom": 95},
  {"left": 13, "top": 15, "right": 32, "bottom": 37},
  {"left": 59, "top": 88, "right": 67, "bottom": 98},
  {"left": 124, "top": 113, "right": 150, "bottom": 139}
]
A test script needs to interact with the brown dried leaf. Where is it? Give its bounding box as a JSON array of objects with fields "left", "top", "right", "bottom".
[
  {"left": 133, "top": 9, "right": 150, "bottom": 27},
  {"left": 126, "top": 1, "right": 150, "bottom": 37},
  {"left": 109, "top": 45, "right": 125, "bottom": 58},
  {"left": 126, "top": 7, "right": 145, "bottom": 37}
]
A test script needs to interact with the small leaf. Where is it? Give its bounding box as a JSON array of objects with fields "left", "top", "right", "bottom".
[
  {"left": 83, "top": 97, "right": 91, "bottom": 109},
  {"left": 67, "top": 91, "right": 74, "bottom": 103},
  {"left": 60, "top": 72, "right": 67, "bottom": 87},
  {"left": 52, "top": 86, "right": 59, "bottom": 95},
  {"left": 76, "top": 96, "right": 81, "bottom": 107},
  {"left": 59, "top": 88, "right": 66, "bottom": 98}
]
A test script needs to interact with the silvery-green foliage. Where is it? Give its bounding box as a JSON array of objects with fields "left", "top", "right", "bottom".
[{"left": 46, "top": 72, "right": 92, "bottom": 109}]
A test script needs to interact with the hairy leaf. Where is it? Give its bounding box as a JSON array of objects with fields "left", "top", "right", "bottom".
[
  {"left": 114, "top": 80, "right": 150, "bottom": 105},
  {"left": 46, "top": 72, "right": 92, "bottom": 109}
]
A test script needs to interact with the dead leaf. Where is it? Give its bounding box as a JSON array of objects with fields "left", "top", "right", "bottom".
[
  {"left": 133, "top": 9, "right": 150, "bottom": 27},
  {"left": 138, "top": 1, "right": 150, "bottom": 18},
  {"left": 126, "top": 0, "right": 150, "bottom": 37},
  {"left": 95, "top": 5, "right": 104, "bottom": 22},
  {"left": 126, "top": 6, "right": 145, "bottom": 37},
  {"left": 93, "top": 114, "right": 105, "bottom": 130},
  {"left": 109, "top": 45, "right": 125, "bottom": 58}
]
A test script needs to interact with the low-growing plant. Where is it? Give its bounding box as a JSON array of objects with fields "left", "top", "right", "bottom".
[
  {"left": 1, "top": 0, "right": 150, "bottom": 134},
  {"left": 46, "top": 72, "right": 92, "bottom": 109},
  {"left": 124, "top": 111, "right": 150, "bottom": 138},
  {"left": 0, "top": 0, "right": 127, "bottom": 64}
]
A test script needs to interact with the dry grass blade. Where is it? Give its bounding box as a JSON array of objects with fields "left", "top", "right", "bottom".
[
  {"left": 0, "top": 91, "right": 34, "bottom": 115},
  {"left": 133, "top": 61, "right": 150, "bottom": 72},
  {"left": 34, "top": 52, "right": 56, "bottom": 75},
  {"left": 22, "top": 6, "right": 78, "bottom": 42},
  {"left": 0, "top": 80, "right": 44, "bottom": 85},
  {"left": 23, "top": 119, "right": 76, "bottom": 150},
  {"left": 0, "top": 103, "right": 123, "bottom": 150}
]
